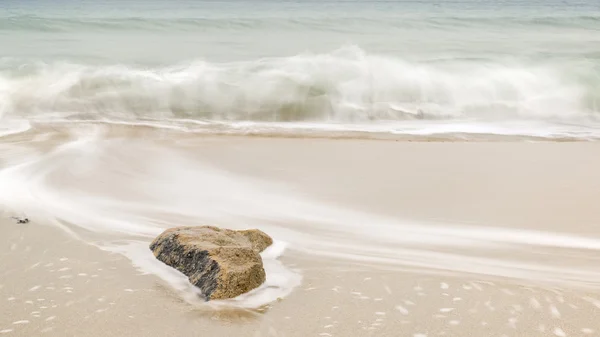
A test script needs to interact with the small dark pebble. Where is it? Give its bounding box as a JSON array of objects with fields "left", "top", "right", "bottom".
[{"left": 12, "top": 217, "right": 29, "bottom": 224}]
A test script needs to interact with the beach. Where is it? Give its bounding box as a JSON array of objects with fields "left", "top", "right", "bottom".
[
  {"left": 2, "top": 127, "right": 600, "bottom": 336},
  {"left": 2, "top": 0, "right": 600, "bottom": 335}
]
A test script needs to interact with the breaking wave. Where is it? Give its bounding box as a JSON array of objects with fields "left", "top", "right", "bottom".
[{"left": 1, "top": 46, "right": 600, "bottom": 138}]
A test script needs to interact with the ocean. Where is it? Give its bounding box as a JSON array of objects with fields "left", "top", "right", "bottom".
[{"left": 1, "top": 0, "right": 600, "bottom": 139}]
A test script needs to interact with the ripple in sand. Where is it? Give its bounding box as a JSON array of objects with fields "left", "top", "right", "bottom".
[
  {"left": 530, "top": 297, "right": 541, "bottom": 309},
  {"left": 550, "top": 305, "right": 561, "bottom": 318},
  {"left": 395, "top": 305, "right": 409, "bottom": 315},
  {"left": 553, "top": 327, "right": 566, "bottom": 336},
  {"left": 12, "top": 321, "right": 29, "bottom": 325}
]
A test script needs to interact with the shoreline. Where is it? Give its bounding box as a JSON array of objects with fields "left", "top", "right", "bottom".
[
  {"left": 2, "top": 131, "right": 600, "bottom": 335},
  {"left": 3, "top": 216, "right": 600, "bottom": 337},
  {"left": 0, "top": 120, "right": 595, "bottom": 144}
]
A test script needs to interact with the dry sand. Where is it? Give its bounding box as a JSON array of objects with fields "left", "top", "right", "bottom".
[{"left": 2, "top": 131, "right": 600, "bottom": 336}]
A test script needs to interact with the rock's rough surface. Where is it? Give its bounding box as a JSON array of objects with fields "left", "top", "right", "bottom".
[{"left": 149, "top": 226, "right": 273, "bottom": 300}]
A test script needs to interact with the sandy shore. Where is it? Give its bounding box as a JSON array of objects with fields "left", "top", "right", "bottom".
[
  {"left": 2, "top": 129, "right": 600, "bottom": 336},
  {"left": 4, "top": 219, "right": 600, "bottom": 337}
]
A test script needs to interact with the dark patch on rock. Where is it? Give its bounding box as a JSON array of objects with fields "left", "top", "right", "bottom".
[{"left": 150, "top": 226, "right": 273, "bottom": 300}]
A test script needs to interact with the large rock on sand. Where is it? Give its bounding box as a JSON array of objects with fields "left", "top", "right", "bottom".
[{"left": 150, "top": 226, "right": 273, "bottom": 300}]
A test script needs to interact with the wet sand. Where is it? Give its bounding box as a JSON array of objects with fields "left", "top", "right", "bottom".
[
  {"left": 4, "top": 219, "right": 600, "bottom": 337},
  {"left": 2, "top": 129, "right": 600, "bottom": 336}
]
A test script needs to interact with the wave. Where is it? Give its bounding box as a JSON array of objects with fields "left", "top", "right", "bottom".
[
  {"left": 2, "top": 15, "right": 600, "bottom": 32},
  {"left": 1, "top": 46, "right": 599, "bottom": 127}
]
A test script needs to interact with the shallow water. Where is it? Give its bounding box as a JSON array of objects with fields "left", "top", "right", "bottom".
[{"left": 3, "top": 125, "right": 600, "bottom": 309}]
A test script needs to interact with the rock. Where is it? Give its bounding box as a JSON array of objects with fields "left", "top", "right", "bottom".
[
  {"left": 149, "top": 226, "right": 273, "bottom": 300},
  {"left": 237, "top": 229, "right": 273, "bottom": 253}
]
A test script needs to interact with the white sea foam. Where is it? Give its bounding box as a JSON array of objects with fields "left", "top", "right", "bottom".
[
  {"left": 0, "top": 120, "right": 30, "bottom": 138},
  {"left": 1, "top": 46, "right": 599, "bottom": 140}
]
